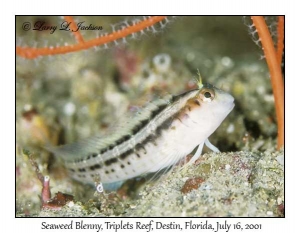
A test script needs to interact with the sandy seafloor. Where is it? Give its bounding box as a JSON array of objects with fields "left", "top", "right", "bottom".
[{"left": 16, "top": 16, "right": 284, "bottom": 217}]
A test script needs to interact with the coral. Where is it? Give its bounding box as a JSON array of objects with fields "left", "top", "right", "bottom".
[
  {"left": 28, "top": 152, "right": 74, "bottom": 210},
  {"left": 251, "top": 16, "right": 284, "bottom": 149},
  {"left": 16, "top": 16, "right": 167, "bottom": 59}
]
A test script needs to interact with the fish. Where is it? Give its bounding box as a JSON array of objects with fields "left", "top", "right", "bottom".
[{"left": 52, "top": 81, "right": 235, "bottom": 187}]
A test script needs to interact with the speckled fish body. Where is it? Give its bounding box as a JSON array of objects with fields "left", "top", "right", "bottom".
[{"left": 54, "top": 84, "right": 234, "bottom": 185}]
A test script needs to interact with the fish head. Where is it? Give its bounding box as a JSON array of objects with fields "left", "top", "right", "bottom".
[{"left": 184, "top": 83, "right": 235, "bottom": 134}]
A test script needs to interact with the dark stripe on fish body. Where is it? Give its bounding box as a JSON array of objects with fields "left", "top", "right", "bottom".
[
  {"left": 150, "top": 104, "right": 168, "bottom": 119},
  {"left": 100, "top": 116, "right": 174, "bottom": 167},
  {"left": 100, "top": 148, "right": 107, "bottom": 154},
  {"left": 135, "top": 143, "right": 147, "bottom": 154},
  {"left": 67, "top": 89, "right": 199, "bottom": 174},
  {"left": 81, "top": 101, "right": 172, "bottom": 163},
  {"left": 104, "top": 157, "right": 118, "bottom": 166},
  {"left": 72, "top": 107, "right": 178, "bottom": 172},
  {"left": 89, "top": 164, "right": 102, "bottom": 171},
  {"left": 120, "top": 149, "right": 134, "bottom": 160},
  {"left": 132, "top": 119, "right": 150, "bottom": 135}
]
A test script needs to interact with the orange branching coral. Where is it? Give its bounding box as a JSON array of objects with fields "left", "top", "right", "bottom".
[
  {"left": 63, "top": 16, "right": 85, "bottom": 43},
  {"left": 251, "top": 16, "right": 284, "bottom": 150},
  {"left": 16, "top": 16, "right": 167, "bottom": 59},
  {"left": 276, "top": 16, "right": 284, "bottom": 65}
]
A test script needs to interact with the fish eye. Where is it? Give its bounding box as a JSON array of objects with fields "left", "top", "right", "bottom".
[
  {"left": 200, "top": 88, "right": 215, "bottom": 102},
  {"left": 204, "top": 92, "right": 211, "bottom": 98}
]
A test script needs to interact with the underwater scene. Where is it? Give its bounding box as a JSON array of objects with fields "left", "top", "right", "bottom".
[{"left": 16, "top": 16, "right": 284, "bottom": 217}]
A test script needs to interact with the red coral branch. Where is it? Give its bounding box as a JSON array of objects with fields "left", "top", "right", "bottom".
[
  {"left": 41, "top": 176, "right": 51, "bottom": 203},
  {"left": 63, "top": 16, "right": 85, "bottom": 43},
  {"left": 251, "top": 16, "right": 284, "bottom": 149},
  {"left": 28, "top": 154, "right": 51, "bottom": 205},
  {"left": 276, "top": 16, "right": 284, "bottom": 65},
  {"left": 28, "top": 154, "right": 73, "bottom": 210},
  {"left": 16, "top": 16, "right": 167, "bottom": 59}
]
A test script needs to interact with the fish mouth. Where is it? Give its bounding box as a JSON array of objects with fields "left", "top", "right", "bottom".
[{"left": 225, "top": 98, "right": 235, "bottom": 111}]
